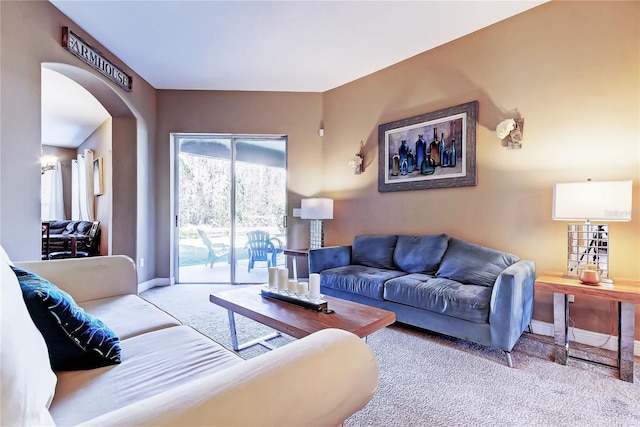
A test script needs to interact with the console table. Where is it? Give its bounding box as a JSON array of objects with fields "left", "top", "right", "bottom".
[{"left": 534, "top": 271, "right": 640, "bottom": 382}]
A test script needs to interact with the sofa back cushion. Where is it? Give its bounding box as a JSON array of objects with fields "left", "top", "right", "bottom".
[
  {"left": 0, "top": 246, "right": 57, "bottom": 426},
  {"left": 393, "top": 234, "right": 449, "bottom": 274},
  {"left": 75, "top": 221, "right": 94, "bottom": 234},
  {"left": 436, "top": 238, "right": 520, "bottom": 287},
  {"left": 48, "top": 220, "right": 71, "bottom": 234},
  {"left": 352, "top": 235, "right": 398, "bottom": 270}
]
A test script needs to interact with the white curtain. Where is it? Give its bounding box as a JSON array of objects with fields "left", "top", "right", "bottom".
[
  {"left": 71, "top": 150, "right": 95, "bottom": 221},
  {"left": 71, "top": 159, "right": 79, "bottom": 220},
  {"left": 48, "top": 162, "right": 65, "bottom": 220}
]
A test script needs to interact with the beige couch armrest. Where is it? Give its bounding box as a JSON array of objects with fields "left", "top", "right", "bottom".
[
  {"left": 15, "top": 256, "right": 137, "bottom": 303},
  {"left": 78, "top": 329, "right": 379, "bottom": 427}
]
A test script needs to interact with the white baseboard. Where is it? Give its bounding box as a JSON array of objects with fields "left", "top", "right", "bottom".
[
  {"left": 138, "top": 277, "right": 171, "bottom": 293},
  {"left": 531, "top": 319, "right": 640, "bottom": 356}
]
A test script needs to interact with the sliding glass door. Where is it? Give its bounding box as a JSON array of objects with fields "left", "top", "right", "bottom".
[{"left": 174, "top": 134, "right": 287, "bottom": 284}]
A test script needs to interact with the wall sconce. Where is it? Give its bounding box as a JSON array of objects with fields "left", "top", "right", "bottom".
[
  {"left": 496, "top": 118, "right": 524, "bottom": 149},
  {"left": 40, "top": 155, "right": 57, "bottom": 174},
  {"left": 348, "top": 141, "right": 364, "bottom": 174}
]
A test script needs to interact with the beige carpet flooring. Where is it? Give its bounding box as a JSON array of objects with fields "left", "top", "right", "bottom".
[{"left": 141, "top": 284, "right": 640, "bottom": 427}]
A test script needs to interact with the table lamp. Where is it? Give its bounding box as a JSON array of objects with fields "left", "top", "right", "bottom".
[
  {"left": 552, "top": 179, "right": 632, "bottom": 283},
  {"left": 301, "top": 198, "right": 333, "bottom": 249}
]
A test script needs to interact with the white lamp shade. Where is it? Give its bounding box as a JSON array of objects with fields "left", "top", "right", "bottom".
[
  {"left": 301, "top": 198, "right": 333, "bottom": 220},
  {"left": 552, "top": 180, "right": 632, "bottom": 221}
]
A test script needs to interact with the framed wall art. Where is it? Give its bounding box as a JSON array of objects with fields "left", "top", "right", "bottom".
[
  {"left": 93, "top": 157, "right": 104, "bottom": 196},
  {"left": 378, "top": 100, "right": 478, "bottom": 192}
]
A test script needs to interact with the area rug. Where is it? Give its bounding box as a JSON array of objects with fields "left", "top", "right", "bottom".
[{"left": 141, "top": 284, "right": 640, "bottom": 426}]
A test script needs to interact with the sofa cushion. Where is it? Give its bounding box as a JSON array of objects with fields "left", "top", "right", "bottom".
[
  {"left": 82, "top": 294, "right": 182, "bottom": 340},
  {"left": 384, "top": 275, "right": 492, "bottom": 323},
  {"left": 75, "top": 221, "right": 93, "bottom": 234},
  {"left": 436, "top": 238, "right": 520, "bottom": 287},
  {"left": 64, "top": 221, "right": 77, "bottom": 234},
  {"left": 1, "top": 247, "right": 57, "bottom": 426},
  {"left": 49, "top": 326, "right": 243, "bottom": 426},
  {"left": 393, "top": 234, "right": 449, "bottom": 274},
  {"left": 11, "top": 266, "right": 121, "bottom": 371},
  {"left": 320, "top": 265, "right": 406, "bottom": 300},
  {"left": 352, "top": 235, "right": 398, "bottom": 270},
  {"left": 48, "top": 220, "right": 70, "bottom": 235}
]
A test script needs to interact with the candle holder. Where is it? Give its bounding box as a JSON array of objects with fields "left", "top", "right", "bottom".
[{"left": 261, "top": 287, "right": 327, "bottom": 311}]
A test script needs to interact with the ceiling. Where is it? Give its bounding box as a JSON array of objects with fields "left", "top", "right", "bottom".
[
  {"left": 42, "top": 68, "right": 110, "bottom": 147},
  {"left": 43, "top": 0, "right": 548, "bottom": 147}
]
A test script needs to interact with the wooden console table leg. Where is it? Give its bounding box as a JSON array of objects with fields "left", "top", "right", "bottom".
[
  {"left": 619, "top": 302, "right": 635, "bottom": 382},
  {"left": 553, "top": 292, "right": 568, "bottom": 365},
  {"left": 291, "top": 255, "right": 298, "bottom": 280}
]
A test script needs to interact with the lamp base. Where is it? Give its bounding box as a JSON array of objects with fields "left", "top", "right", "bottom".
[
  {"left": 309, "top": 219, "right": 324, "bottom": 249},
  {"left": 566, "top": 223, "right": 609, "bottom": 281}
]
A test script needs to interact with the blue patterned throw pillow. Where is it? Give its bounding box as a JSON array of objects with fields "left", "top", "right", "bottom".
[{"left": 10, "top": 266, "right": 121, "bottom": 371}]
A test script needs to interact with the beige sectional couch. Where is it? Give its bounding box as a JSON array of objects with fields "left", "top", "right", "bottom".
[{"left": 1, "top": 247, "right": 378, "bottom": 426}]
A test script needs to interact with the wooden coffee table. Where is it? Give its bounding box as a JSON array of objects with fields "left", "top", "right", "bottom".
[{"left": 209, "top": 285, "right": 396, "bottom": 351}]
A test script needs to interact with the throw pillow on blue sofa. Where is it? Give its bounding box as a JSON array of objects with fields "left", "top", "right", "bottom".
[
  {"left": 436, "top": 238, "right": 520, "bottom": 287},
  {"left": 352, "top": 235, "right": 398, "bottom": 270},
  {"left": 393, "top": 234, "right": 449, "bottom": 274}
]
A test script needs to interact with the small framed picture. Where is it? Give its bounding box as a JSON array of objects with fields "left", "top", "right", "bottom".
[{"left": 93, "top": 157, "right": 103, "bottom": 196}]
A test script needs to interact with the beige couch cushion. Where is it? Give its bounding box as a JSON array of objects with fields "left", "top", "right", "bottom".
[
  {"left": 81, "top": 294, "right": 181, "bottom": 340},
  {"left": 0, "top": 246, "right": 57, "bottom": 426},
  {"left": 50, "top": 325, "right": 243, "bottom": 426}
]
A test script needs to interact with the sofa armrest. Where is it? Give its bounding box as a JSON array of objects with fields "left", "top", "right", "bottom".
[
  {"left": 14, "top": 256, "right": 137, "bottom": 303},
  {"left": 488, "top": 259, "right": 536, "bottom": 351},
  {"left": 309, "top": 245, "right": 352, "bottom": 274},
  {"left": 77, "top": 329, "right": 378, "bottom": 427}
]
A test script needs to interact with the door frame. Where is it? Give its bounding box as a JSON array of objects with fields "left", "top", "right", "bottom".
[{"left": 170, "top": 133, "right": 287, "bottom": 284}]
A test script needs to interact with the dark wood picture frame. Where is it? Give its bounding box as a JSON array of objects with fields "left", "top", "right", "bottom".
[{"left": 378, "top": 100, "right": 478, "bottom": 192}]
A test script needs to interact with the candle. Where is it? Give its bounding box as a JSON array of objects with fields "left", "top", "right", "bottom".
[
  {"left": 287, "top": 279, "right": 298, "bottom": 293},
  {"left": 297, "top": 281, "right": 309, "bottom": 296},
  {"left": 277, "top": 268, "right": 288, "bottom": 291},
  {"left": 268, "top": 267, "right": 278, "bottom": 289},
  {"left": 309, "top": 273, "right": 321, "bottom": 299}
]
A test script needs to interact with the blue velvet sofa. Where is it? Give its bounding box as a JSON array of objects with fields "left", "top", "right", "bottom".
[{"left": 308, "top": 234, "right": 535, "bottom": 367}]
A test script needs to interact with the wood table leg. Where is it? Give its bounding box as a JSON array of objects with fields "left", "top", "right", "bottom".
[
  {"left": 291, "top": 255, "right": 298, "bottom": 280},
  {"left": 70, "top": 236, "right": 77, "bottom": 257}
]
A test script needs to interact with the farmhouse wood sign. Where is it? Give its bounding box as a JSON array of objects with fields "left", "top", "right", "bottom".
[{"left": 62, "top": 27, "right": 133, "bottom": 92}]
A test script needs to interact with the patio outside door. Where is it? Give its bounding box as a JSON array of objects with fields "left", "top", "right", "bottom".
[{"left": 174, "top": 134, "right": 287, "bottom": 284}]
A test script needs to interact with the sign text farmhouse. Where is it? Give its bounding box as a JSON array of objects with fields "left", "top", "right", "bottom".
[{"left": 62, "top": 27, "right": 133, "bottom": 92}]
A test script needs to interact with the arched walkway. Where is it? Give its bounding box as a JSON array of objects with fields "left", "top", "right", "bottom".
[{"left": 41, "top": 63, "right": 138, "bottom": 261}]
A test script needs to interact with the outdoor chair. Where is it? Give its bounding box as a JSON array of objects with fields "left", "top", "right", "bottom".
[
  {"left": 197, "top": 229, "right": 230, "bottom": 268},
  {"left": 245, "top": 230, "right": 283, "bottom": 272}
]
